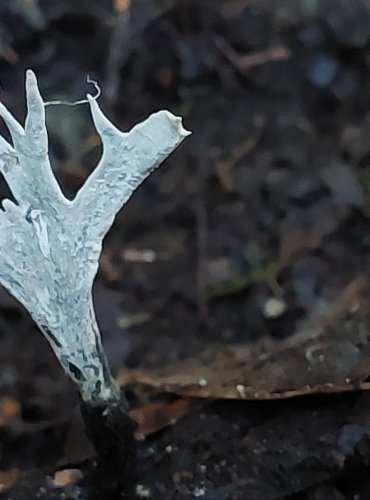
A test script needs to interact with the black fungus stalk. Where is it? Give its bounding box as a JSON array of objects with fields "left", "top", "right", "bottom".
[
  {"left": 76, "top": 347, "right": 137, "bottom": 497},
  {"left": 80, "top": 393, "right": 137, "bottom": 498}
]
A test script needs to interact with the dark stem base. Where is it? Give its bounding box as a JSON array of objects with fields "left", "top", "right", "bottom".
[{"left": 79, "top": 397, "right": 137, "bottom": 498}]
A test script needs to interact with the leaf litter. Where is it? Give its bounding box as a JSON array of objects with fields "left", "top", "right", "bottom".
[{"left": 3, "top": 1, "right": 370, "bottom": 499}]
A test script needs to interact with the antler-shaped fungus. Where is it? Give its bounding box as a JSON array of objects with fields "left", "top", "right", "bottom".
[{"left": 0, "top": 70, "right": 190, "bottom": 405}]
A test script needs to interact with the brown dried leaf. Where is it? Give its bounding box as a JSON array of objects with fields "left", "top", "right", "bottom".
[
  {"left": 130, "top": 398, "right": 205, "bottom": 440},
  {"left": 0, "top": 469, "right": 19, "bottom": 493},
  {"left": 0, "top": 397, "right": 21, "bottom": 426},
  {"left": 50, "top": 469, "right": 83, "bottom": 488},
  {"left": 118, "top": 278, "right": 370, "bottom": 401}
]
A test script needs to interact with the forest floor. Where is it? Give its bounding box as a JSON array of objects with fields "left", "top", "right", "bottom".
[{"left": 2, "top": 1, "right": 370, "bottom": 499}]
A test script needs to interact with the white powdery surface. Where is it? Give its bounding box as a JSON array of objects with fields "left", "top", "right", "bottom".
[{"left": 0, "top": 70, "right": 190, "bottom": 403}]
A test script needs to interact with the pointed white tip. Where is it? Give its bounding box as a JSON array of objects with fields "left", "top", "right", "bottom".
[
  {"left": 26, "top": 69, "right": 38, "bottom": 92},
  {"left": 26, "top": 69, "right": 36, "bottom": 81}
]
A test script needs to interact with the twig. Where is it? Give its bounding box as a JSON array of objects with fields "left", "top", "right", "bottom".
[
  {"left": 196, "top": 171, "right": 208, "bottom": 321},
  {"left": 215, "top": 35, "right": 290, "bottom": 75},
  {"left": 213, "top": 115, "right": 265, "bottom": 193},
  {"left": 105, "top": 0, "right": 132, "bottom": 106}
]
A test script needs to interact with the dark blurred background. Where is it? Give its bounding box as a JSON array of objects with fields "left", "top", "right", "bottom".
[{"left": 2, "top": 0, "right": 370, "bottom": 497}]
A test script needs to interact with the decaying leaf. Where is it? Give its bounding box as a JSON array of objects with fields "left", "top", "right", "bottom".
[
  {"left": 130, "top": 398, "right": 205, "bottom": 440},
  {"left": 118, "top": 277, "right": 370, "bottom": 401},
  {"left": 0, "top": 468, "right": 19, "bottom": 493},
  {"left": 0, "top": 396, "right": 21, "bottom": 426}
]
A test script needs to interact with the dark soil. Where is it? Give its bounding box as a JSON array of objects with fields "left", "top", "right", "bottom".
[{"left": 2, "top": 0, "right": 370, "bottom": 498}]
